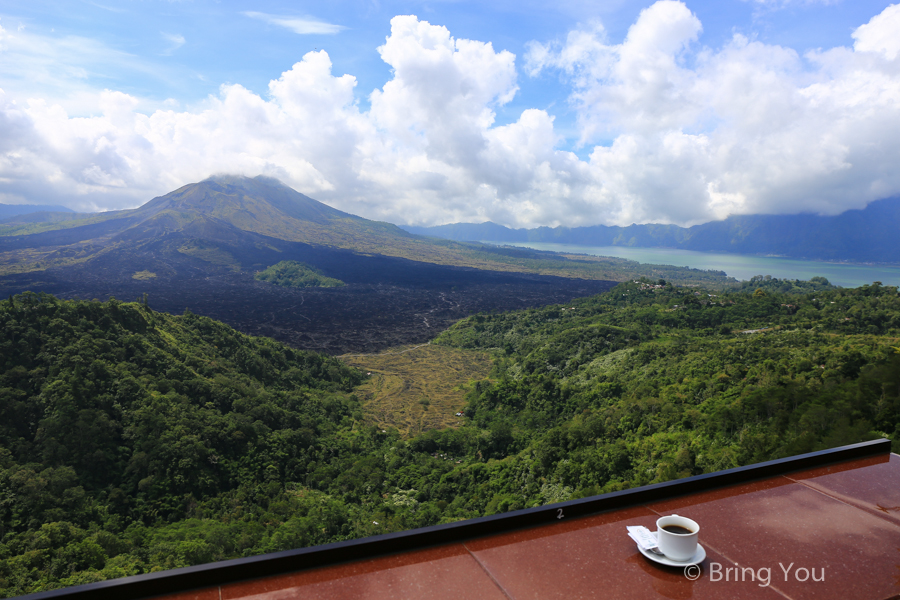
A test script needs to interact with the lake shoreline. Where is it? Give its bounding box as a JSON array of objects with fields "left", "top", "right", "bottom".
[{"left": 483, "top": 241, "right": 900, "bottom": 288}]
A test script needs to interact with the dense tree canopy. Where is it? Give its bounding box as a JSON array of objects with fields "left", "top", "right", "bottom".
[
  {"left": 254, "top": 261, "right": 345, "bottom": 288},
  {"left": 0, "top": 294, "right": 363, "bottom": 594},
  {"left": 1, "top": 282, "right": 899, "bottom": 596},
  {"left": 436, "top": 280, "right": 900, "bottom": 496}
]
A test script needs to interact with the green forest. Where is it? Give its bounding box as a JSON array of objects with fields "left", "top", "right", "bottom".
[
  {"left": 1, "top": 279, "right": 899, "bottom": 596},
  {"left": 254, "top": 261, "right": 345, "bottom": 288}
]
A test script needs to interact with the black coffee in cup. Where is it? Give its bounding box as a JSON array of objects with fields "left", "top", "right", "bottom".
[{"left": 661, "top": 524, "right": 694, "bottom": 535}]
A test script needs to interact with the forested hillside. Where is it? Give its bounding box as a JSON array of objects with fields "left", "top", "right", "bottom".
[
  {"left": 2, "top": 282, "right": 899, "bottom": 596},
  {"left": 0, "top": 294, "right": 366, "bottom": 595},
  {"left": 434, "top": 279, "right": 900, "bottom": 502}
]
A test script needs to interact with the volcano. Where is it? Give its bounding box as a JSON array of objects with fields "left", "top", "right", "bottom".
[{"left": 0, "top": 176, "right": 614, "bottom": 353}]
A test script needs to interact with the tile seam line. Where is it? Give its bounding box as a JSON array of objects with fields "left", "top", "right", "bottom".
[
  {"left": 785, "top": 477, "right": 900, "bottom": 532},
  {"left": 645, "top": 497, "right": 797, "bottom": 600},
  {"left": 462, "top": 542, "right": 516, "bottom": 600}
]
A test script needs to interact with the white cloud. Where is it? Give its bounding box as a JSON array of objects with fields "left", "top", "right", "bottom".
[
  {"left": 852, "top": 3, "right": 900, "bottom": 60},
  {"left": 741, "top": 0, "right": 841, "bottom": 7},
  {"left": 525, "top": 1, "right": 900, "bottom": 224},
  {"left": 0, "top": 19, "right": 174, "bottom": 115},
  {"left": 243, "top": 12, "right": 345, "bottom": 35},
  {"left": 1, "top": 5, "right": 900, "bottom": 228},
  {"left": 161, "top": 32, "right": 185, "bottom": 55},
  {"left": 88, "top": 2, "right": 127, "bottom": 14}
]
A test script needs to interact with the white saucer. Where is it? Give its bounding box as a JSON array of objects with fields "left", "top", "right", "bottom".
[{"left": 638, "top": 543, "right": 706, "bottom": 567}]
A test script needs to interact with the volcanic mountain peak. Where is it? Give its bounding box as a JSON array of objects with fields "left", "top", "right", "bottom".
[
  {"left": 9, "top": 174, "right": 409, "bottom": 250},
  {"left": 1, "top": 175, "right": 646, "bottom": 284},
  {"left": 0, "top": 175, "right": 430, "bottom": 277},
  {"left": 136, "top": 175, "right": 359, "bottom": 228}
]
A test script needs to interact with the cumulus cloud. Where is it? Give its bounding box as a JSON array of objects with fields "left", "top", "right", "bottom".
[
  {"left": 0, "top": 15, "right": 591, "bottom": 225},
  {"left": 243, "top": 12, "right": 345, "bottom": 35},
  {"left": 852, "top": 3, "right": 900, "bottom": 60},
  {"left": 527, "top": 0, "right": 900, "bottom": 224},
  {"left": 1, "top": 5, "right": 900, "bottom": 227}
]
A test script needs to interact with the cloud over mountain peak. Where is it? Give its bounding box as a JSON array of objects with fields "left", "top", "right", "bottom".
[{"left": 1, "top": 4, "right": 900, "bottom": 229}]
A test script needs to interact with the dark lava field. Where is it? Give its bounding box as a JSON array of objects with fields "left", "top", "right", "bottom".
[{"left": 1, "top": 242, "right": 614, "bottom": 354}]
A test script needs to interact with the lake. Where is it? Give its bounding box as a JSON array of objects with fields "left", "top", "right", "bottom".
[{"left": 484, "top": 241, "right": 900, "bottom": 289}]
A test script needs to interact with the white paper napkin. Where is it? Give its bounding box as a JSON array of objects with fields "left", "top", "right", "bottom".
[{"left": 626, "top": 525, "right": 658, "bottom": 550}]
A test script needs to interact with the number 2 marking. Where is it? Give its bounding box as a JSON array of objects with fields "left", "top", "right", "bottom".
[{"left": 557, "top": 508, "right": 564, "bottom": 519}]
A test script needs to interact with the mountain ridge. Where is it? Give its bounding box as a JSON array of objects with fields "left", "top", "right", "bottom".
[
  {"left": 0, "top": 176, "right": 434, "bottom": 275},
  {"left": 403, "top": 197, "right": 900, "bottom": 263},
  {"left": 0, "top": 203, "right": 74, "bottom": 219},
  {"left": 0, "top": 175, "right": 411, "bottom": 247},
  {"left": 0, "top": 176, "right": 734, "bottom": 287}
]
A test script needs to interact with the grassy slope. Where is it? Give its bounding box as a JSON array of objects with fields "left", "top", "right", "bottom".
[{"left": 341, "top": 344, "right": 493, "bottom": 436}]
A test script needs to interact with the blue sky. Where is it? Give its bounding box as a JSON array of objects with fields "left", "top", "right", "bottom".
[
  {"left": 3, "top": 1, "right": 889, "bottom": 126},
  {"left": 1, "top": 1, "right": 899, "bottom": 227}
]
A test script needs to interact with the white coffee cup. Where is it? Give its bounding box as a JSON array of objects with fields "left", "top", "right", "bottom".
[{"left": 656, "top": 514, "right": 699, "bottom": 561}]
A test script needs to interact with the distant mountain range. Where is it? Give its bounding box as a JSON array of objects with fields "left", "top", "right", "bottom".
[
  {"left": 403, "top": 197, "right": 900, "bottom": 263},
  {"left": 0, "top": 203, "right": 74, "bottom": 219}
]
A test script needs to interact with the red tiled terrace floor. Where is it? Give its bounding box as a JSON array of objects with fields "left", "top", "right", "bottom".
[{"left": 153, "top": 452, "right": 900, "bottom": 600}]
